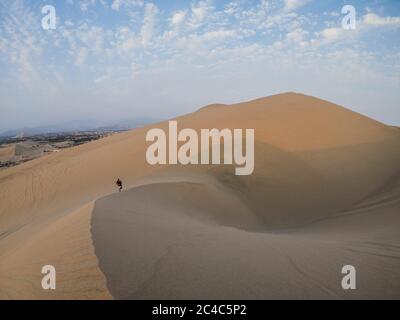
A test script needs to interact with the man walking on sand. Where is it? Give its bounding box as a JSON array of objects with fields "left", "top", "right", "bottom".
[{"left": 116, "top": 178, "right": 123, "bottom": 192}]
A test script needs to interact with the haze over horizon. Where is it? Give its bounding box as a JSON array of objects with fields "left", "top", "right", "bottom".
[{"left": 1, "top": 0, "right": 400, "bottom": 131}]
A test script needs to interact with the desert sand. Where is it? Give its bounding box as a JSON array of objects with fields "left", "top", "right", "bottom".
[
  {"left": 0, "top": 145, "right": 15, "bottom": 163},
  {"left": 0, "top": 92, "right": 400, "bottom": 299}
]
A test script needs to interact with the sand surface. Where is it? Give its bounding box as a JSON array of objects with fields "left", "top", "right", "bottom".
[
  {"left": 1, "top": 93, "right": 400, "bottom": 299},
  {"left": 91, "top": 173, "right": 400, "bottom": 299},
  {"left": 0, "top": 145, "right": 15, "bottom": 163},
  {"left": 0, "top": 202, "right": 111, "bottom": 299}
]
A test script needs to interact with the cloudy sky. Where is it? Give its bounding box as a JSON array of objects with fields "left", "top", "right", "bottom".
[{"left": 0, "top": 0, "right": 399, "bottom": 131}]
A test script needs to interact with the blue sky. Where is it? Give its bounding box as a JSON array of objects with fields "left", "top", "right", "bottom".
[{"left": 0, "top": 0, "right": 399, "bottom": 130}]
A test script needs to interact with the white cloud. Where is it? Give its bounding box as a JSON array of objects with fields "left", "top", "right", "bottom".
[
  {"left": 75, "top": 47, "right": 88, "bottom": 65},
  {"left": 163, "top": 10, "right": 187, "bottom": 40},
  {"left": 202, "top": 29, "right": 237, "bottom": 41},
  {"left": 362, "top": 13, "right": 400, "bottom": 26},
  {"left": 170, "top": 10, "right": 187, "bottom": 27},
  {"left": 283, "top": 0, "right": 311, "bottom": 12},
  {"left": 111, "top": 0, "right": 122, "bottom": 11},
  {"left": 140, "top": 3, "right": 158, "bottom": 47},
  {"left": 99, "top": 0, "right": 108, "bottom": 8},
  {"left": 224, "top": 2, "right": 239, "bottom": 16},
  {"left": 121, "top": 37, "right": 135, "bottom": 51},
  {"left": 314, "top": 12, "right": 400, "bottom": 45},
  {"left": 65, "top": 20, "right": 74, "bottom": 27},
  {"left": 111, "top": 0, "right": 144, "bottom": 11},
  {"left": 318, "top": 27, "right": 342, "bottom": 42},
  {"left": 285, "top": 28, "right": 308, "bottom": 45},
  {"left": 187, "top": 0, "right": 213, "bottom": 29},
  {"left": 79, "top": 0, "right": 96, "bottom": 12},
  {"left": 114, "top": 26, "right": 136, "bottom": 54}
]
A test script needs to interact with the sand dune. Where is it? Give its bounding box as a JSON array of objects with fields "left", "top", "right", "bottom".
[
  {"left": 0, "top": 145, "right": 15, "bottom": 158},
  {"left": 0, "top": 145, "right": 15, "bottom": 163},
  {"left": 0, "top": 202, "right": 111, "bottom": 299},
  {"left": 0, "top": 93, "right": 400, "bottom": 299},
  {"left": 92, "top": 175, "right": 400, "bottom": 299}
]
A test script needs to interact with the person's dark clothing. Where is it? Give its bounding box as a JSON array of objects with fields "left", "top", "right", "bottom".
[{"left": 116, "top": 179, "right": 123, "bottom": 192}]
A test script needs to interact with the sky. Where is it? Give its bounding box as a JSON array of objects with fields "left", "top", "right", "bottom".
[{"left": 0, "top": 0, "right": 399, "bottom": 131}]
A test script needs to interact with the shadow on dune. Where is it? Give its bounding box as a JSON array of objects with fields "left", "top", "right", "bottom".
[{"left": 91, "top": 137, "right": 400, "bottom": 299}]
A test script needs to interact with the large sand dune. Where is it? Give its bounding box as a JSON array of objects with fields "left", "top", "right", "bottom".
[{"left": 0, "top": 93, "right": 400, "bottom": 299}]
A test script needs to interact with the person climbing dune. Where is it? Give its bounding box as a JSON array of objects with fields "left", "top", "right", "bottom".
[{"left": 116, "top": 178, "right": 123, "bottom": 192}]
